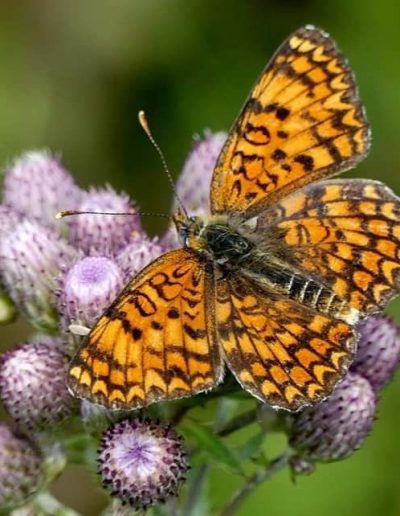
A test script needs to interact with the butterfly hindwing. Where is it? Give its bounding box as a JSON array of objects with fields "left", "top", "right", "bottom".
[
  {"left": 68, "top": 249, "right": 223, "bottom": 409},
  {"left": 259, "top": 179, "right": 400, "bottom": 315},
  {"left": 215, "top": 272, "right": 356, "bottom": 410},
  {"left": 210, "top": 25, "right": 370, "bottom": 218}
]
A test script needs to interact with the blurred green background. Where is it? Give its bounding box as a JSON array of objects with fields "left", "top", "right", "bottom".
[{"left": 1, "top": 0, "right": 400, "bottom": 514}]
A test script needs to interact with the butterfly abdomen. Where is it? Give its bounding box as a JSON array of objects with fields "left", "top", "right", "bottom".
[{"left": 242, "top": 257, "right": 359, "bottom": 325}]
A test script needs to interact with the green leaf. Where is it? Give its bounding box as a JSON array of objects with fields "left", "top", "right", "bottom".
[
  {"left": 238, "top": 431, "right": 266, "bottom": 462},
  {"left": 183, "top": 422, "right": 244, "bottom": 474}
]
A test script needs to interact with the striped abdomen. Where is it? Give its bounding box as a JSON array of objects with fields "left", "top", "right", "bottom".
[{"left": 242, "top": 257, "right": 359, "bottom": 324}]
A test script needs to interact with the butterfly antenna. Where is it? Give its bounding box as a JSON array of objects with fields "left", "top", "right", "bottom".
[
  {"left": 56, "top": 210, "right": 170, "bottom": 219},
  {"left": 138, "top": 110, "right": 189, "bottom": 219}
]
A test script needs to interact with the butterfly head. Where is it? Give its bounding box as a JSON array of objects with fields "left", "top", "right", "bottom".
[{"left": 172, "top": 210, "right": 206, "bottom": 250}]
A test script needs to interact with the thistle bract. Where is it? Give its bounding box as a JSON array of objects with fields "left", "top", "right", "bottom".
[
  {"left": 351, "top": 314, "right": 400, "bottom": 391},
  {"left": 0, "top": 341, "right": 74, "bottom": 430},
  {"left": 3, "top": 150, "right": 82, "bottom": 231},
  {"left": 67, "top": 186, "right": 141, "bottom": 256},
  {"left": 0, "top": 423, "right": 43, "bottom": 509},
  {"left": 289, "top": 372, "right": 376, "bottom": 462}
]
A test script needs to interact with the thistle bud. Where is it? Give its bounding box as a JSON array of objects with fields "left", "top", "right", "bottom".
[
  {"left": 289, "top": 372, "right": 376, "bottom": 462},
  {"left": 0, "top": 423, "right": 43, "bottom": 509},
  {"left": 116, "top": 235, "right": 163, "bottom": 280},
  {"left": 352, "top": 315, "right": 400, "bottom": 391},
  {"left": 163, "top": 131, "right": 226, "bottom": 249},
  {"left": 3, "top": 150, "right": 82, "bottom": 230},
  {"left": 0, "top": 341, "right": 74, "bottom": 430},
  {"left": 0, "top": 217, "right": 76, "bottom": 331},
  {"left": 67, "top": 186, "right": 141, "bottom": 256}
]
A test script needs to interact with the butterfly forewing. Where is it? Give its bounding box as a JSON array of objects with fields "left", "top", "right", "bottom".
[
  {"left": 68, "top": 249, "right": 223, "bottom": 409},
  {"left": 210, "top": 25, "right": 370, "bottom": 218}
]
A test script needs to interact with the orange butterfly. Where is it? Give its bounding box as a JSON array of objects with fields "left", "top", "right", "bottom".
[{"left": 68, "top": 26, "right": 400, "bottom": 411}]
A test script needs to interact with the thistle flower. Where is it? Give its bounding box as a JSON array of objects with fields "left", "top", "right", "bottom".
[
  {"left": 289, "top": 372, "right": 376, "bottom": 462},
  {"left": 351, "top": 315, "right": 400, "bottom": 391},
  {"left": 0, "top": 216, "right": 77, "bottom": 330},
  {"left": 0, "top": 340, "right": 75, "bottom": 430},
  {"left": 58, "top": 256, "right": 124, "bottom": 330},
  {"left": 0, "top": 423, "right": 43, "bottom": 509},
  {"left": 116, "top": 234, "right": 163, "bottom": 280},
  {"left": 2, "top": 150, "right": 82, "bottom": 230},
  {"left": 163, "top": 131, "right": 227, "bottom": 249},
  {"left": 67, "top": 186, "right": 141, "bottom": 256},
  {"left": 175, "top": 131, "right": 227, "bottom": 216},
  {"left": 98, "top": 418, "right": 188, "bottom": 510}
]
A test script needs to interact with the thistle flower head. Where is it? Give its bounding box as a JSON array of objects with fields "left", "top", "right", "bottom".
[
  {"left": 0, "top": 423, "right": 43, "bottom": 510},
  {"left": 98, "top": 418, "right": 188, "bottom": 510},
  {"left": 0, "top": 216, "right": 77, "bottom": 330},
  {"left": 3, "top": 150, "right": 82, "bottom": 231},
  {"left": 175, "top": 131, "right": 226, "bottom": 216},
  {"left": 0, "top": 340, "right": 75, "bottom": 430},
  {"left": 116, "top": 235, "right": 163, "bottom": 280},
  {"left": 58, "top": 256, "right": 124, "bottom": 330},
  {"left": 163, "top": 131, "right": 226, "bottom": 249},
  {"left": 67, "top": 186, "right": 141, "bottom": 256},
  {"left": 351, "top": 314, "right": 400, "bottom": 391},
  {"left": 289, "top": 372, "right": 376, "bottom": 462}
]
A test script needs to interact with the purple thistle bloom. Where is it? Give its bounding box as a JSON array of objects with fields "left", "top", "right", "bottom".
[
  {"left": 98, "top": 418, "right": 188, "bottom": 510},
  {"left": 0, "top": 423, "right": 43, "bottom": 509},
  {"left": 0, "top": 205, "right": 22, "bottom": 233},
  {"left": 58, "top": 256, "right": 124, "bottom": 331},
  {"left": 175, "top": 131, "right": 227, "bottom": 217},
  {"left": 0, "top": 216, "right": 77, "bottom": 330},
  {"left": 351, "top": 315, "right": 400, "bottom": 391},
  {"left": 3, "top": 150, "right": 82, "bottom": 231},
  {"left": 163, "top": 131, "right": 227, "bottom": 249},
  {"left": 67, "top": 186, "right": 141, "bottom": 256},
  {"left": 116, "top": 234, "right": 163, "bottom": 281},
  {"left": 0, "top": 340, "right": 75, "bottom": 430},
  {"left": 289, "top": 372, "right": 376, "bottom": 462}
]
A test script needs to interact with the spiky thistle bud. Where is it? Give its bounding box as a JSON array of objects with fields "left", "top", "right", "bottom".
[
  {"left": 175, "top": 131, "right": 226, "bottom": 216},
  {"left": 0, "top": 340, "right": 75, "bottom": 430},
  {"left": 67, "top": 186, "right": 141, "bottom": 256},
  {"left": 116, "top": 235, "right": 163, "bottom": 280},
  {"left": 98, "top": 418, "right": 188, "bottom": 510},
  {"left": 351, "top": 315, "right": 400, "bottom": 391},
  {"left": 0, "top": 217, "right": 77, "bottom": 331},
  {"left": 2, "top": 150, "right": 82, "bottom": 231},
  {"left": 289, "top": 372, "right": 376, "bottom": 462},
  {"left": 0, "top": 423, "right": 43, "bottom": 509},
  {"left": 163, "top": 131, "right": 226, "bottom": 249}
]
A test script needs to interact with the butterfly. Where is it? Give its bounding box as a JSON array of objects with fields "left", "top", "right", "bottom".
[{"left": 68, "top": 25, "right": 400, "bottom": 411}]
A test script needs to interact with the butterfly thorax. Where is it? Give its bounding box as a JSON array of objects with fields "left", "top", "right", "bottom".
[{"left": 174, "top": 211, "right": 254, "bottom": 264}]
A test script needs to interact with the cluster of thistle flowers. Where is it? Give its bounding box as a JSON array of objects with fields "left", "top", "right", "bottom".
[{"left": 0, "top": 134, "right": 399, "bottom": 512}]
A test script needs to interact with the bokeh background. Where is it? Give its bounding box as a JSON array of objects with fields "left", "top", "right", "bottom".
[{"left": 1, "top": 1, "right": 400, "bottom": 514}]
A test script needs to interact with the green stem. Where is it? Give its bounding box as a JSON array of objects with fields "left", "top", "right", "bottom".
[
  {"left": 182, "top": 464, "right": 210, "bottom": 516},
  {"left": 218, "top": 409, "right": 257, "bottom": 437},
  {"left": 219, "top": 451, "right": 291, "bottom": 516}
]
